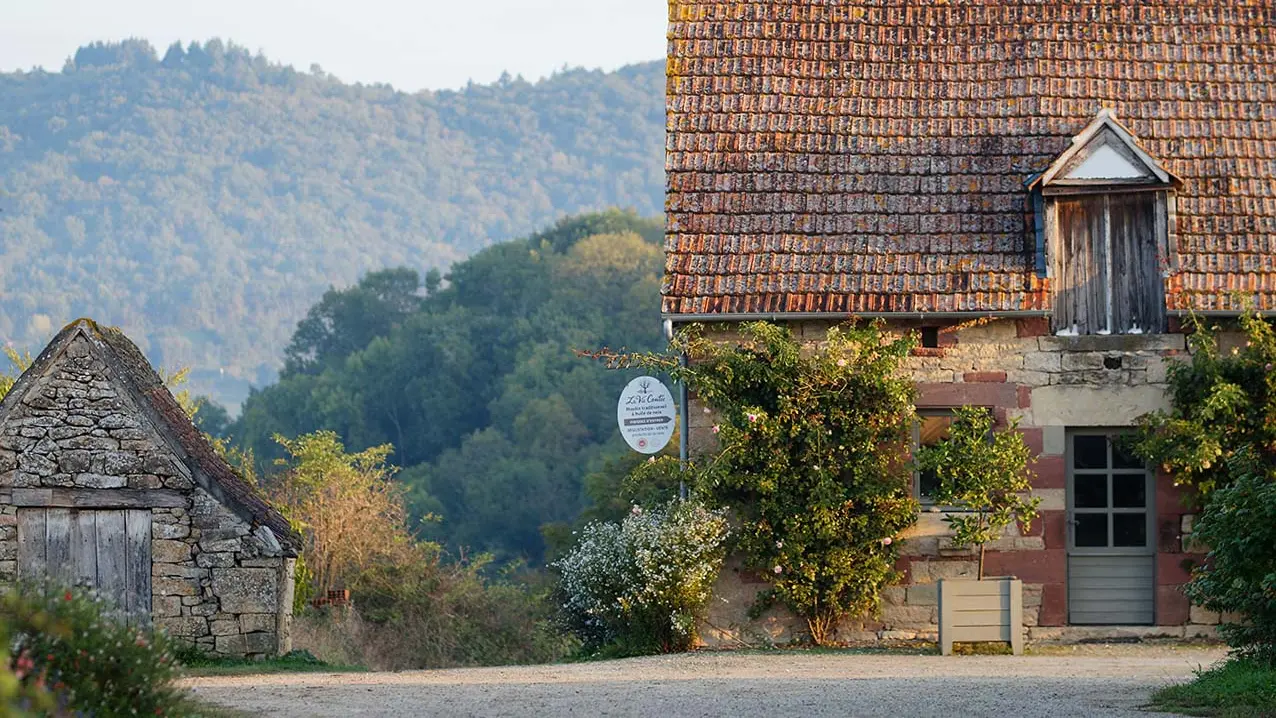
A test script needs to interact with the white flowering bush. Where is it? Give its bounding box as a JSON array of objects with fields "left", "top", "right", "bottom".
[{"left": 556, "top": 500, "right": 729, "bottom": 654}]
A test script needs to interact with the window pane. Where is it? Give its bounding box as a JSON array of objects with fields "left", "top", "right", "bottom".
[
  {"left": 1112, "top": 440, "right": 1144, "bottom": 469},
  {"left": 919, "top": 415, "right": 953, "bottom": 446},
  {"left": 1074, "top": 513, "right": 1108, "bottom": 548},
  {"left": 915, "top": 414, "right": 953, "bottom": 503},
  {"left": 918, "top": 469, "right": 940, "bottom": 503},
  {"left": 1073, "top": 435, "right": 1108, "bottom": 469},
  {"left": 1113, "top": 513, "right": 1147, "bottom": 547},
  {"left": 1074, "top": 474, "right": 1108, "bottom": 508},
  {"left": 1112, "top": 473, "right": 1147, "bottom": 509}
]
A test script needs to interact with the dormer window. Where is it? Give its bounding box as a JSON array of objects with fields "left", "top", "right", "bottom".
[{"left": 1029, "top": 110, "right": 1180, "bottom": 336}]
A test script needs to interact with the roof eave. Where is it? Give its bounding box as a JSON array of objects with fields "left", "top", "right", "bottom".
[{"left": 664, "top": 310, "right": 1052, "bottom": 323}]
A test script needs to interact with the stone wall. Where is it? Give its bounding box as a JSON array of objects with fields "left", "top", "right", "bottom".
[
  {"left": 0, "top": 333, "right": 294, "bottom": 658},
  {"left": 689, "top": 318, "right": 1221, "bottom": 645}
]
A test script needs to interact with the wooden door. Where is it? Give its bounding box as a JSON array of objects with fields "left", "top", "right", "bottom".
[{"left": 17, "top": 508, "right": 152, "bottom": 626}]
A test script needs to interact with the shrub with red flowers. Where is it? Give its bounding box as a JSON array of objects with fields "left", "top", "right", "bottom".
[{"left": 1, "top": 582, "right": 186, "bottom": 715}]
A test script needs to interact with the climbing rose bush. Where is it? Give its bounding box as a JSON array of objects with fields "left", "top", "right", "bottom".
[
  {"left": 556, "top": 498, "right": 729, "bottom": 654},
  {"left": 654, "top": 321, "right": 919, "bottom": 645}
]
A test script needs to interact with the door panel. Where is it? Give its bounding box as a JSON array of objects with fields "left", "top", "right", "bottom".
[
  {"left": 16, "top": 508, "right": 152, "bottom": 626},
  {"left": 1066, "top": 432, "right": 1155, "bottom": 625}
]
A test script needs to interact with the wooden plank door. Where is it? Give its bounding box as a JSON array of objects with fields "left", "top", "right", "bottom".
[{"left": 16, "top": 508, "right": 153, "bottom": 627}]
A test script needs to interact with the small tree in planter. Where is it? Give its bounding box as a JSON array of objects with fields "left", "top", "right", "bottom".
[{"left": 915, "top": 406, "right": 1039, "bottom": 654}]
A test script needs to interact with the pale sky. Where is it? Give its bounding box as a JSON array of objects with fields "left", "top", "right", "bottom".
[{"left": 0, "top": 0, "right": 668, "bottom": 91}]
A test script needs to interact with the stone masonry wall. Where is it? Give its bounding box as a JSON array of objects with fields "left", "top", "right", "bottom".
[
  {"left": 0, "top": 334, "right": 293, "bottom": 657},
  {"left": 690, "top": 318, "right": 1221, "bottom": 646}
]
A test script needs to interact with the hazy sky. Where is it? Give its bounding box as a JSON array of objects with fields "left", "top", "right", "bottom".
[{"left": 0, "top": 0, "right": 668, "bottom": 91}]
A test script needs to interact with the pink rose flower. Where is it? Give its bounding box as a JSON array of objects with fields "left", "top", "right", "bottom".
[
  {"left": 712, "top": 425, "right": 720, "bottom": 434},
  {"left": 747, "top": 413, "right": 758, "bottom": 423},
  {"left": 773, "top": 565, "right": 783, "bottom": 574},
  {"left": 881, "top": 537, "right": 893, "bottom": 546}
]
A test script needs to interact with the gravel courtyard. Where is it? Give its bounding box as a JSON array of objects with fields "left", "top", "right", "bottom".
[{"left": 187, "top": 645, "right": 1226, "bottom": 717}]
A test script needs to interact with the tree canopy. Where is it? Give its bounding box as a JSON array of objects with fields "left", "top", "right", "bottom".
[{"left": 229, "top": 210, "right": 667, "bottom": 564}]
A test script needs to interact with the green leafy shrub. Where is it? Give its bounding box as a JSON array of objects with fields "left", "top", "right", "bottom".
[
  {"left": 556, "top": 498, "right": 730, "bottom": 655},
  {"left": 1183, "top": 456, "right": 1276, "bottom": 666},
  {"left": 915, "top": 406, "right": 1040, "bottom": 578},
  {"left": 2, "top": 583, "right": 185, "bottom": 715},
  {"left": 1130, "top": 311, "right": 1276, "bottom": 496},
  {"left": 1129, "top": 312, "right": 1276, "bottom": 662}
]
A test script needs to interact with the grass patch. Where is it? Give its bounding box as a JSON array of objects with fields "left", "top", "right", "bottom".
[
  {"left": 178, "top": 649, "right": 367, "bottom": 678},
  {"left": 1150, "top": 659, "right": 1276, "bottom": 717}
]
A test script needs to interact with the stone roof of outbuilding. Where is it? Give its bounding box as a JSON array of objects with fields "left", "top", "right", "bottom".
[
  {"left": 0, "top": 319, "right": 300, "bottom": 554},
  {"left": 663, "top": 0, "right": 1276, "bottom": 317}
]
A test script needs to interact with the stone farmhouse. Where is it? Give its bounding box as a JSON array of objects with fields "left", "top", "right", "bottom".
[
  {"left": 665, "top": 1, "right": 1275, "bottom": 642},
  {"left": 0, "top": 319, "right": 300, "bottom": 657}
]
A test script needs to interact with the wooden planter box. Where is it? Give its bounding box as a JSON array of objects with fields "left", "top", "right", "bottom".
[{"left": 938, "top": 577, "right": 1024, "bottom": 655}]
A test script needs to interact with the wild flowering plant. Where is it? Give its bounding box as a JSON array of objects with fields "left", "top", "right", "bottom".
[
  {"left": 556, "top": 498, "right": 729, "bottom": 654},
  {"left": 1, "top": 582, "right": 186, "bottom": 715}
]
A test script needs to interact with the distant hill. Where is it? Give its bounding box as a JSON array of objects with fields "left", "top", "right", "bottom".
[{"left": 0, "top": 39, "right": 664, "bottom": 407}]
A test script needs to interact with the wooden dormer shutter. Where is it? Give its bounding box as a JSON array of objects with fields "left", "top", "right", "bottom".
[{"left": 1054, "top": 192, "right": 1164, "bottom": 335}]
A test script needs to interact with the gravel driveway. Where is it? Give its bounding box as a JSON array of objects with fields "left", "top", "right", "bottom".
[{"left": 187, "top": 645, "right": 1225, "bottom": 718}]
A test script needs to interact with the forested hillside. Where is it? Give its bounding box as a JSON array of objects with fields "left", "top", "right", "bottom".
[
  {"left": 0, "top": 39, "right": 664, "bottom": 407},
  {"left": 231, "top": 211, "right": 668, "bottom": 563}
]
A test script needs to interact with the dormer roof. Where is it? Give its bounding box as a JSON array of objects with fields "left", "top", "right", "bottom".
[{"left": 1029, "top": 109, "right": 1182, "bottom": 191}]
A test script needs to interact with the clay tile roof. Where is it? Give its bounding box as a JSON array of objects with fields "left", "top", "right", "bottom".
[
  {"left": 5, "top": 319, "right": 301, "bottom": 555},
  {"left": 664, "top": 1, "right": 1276, "bottom": 317}
]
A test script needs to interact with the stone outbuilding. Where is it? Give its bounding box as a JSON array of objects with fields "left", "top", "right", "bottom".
[
  {"left": 664, "top": 1, "right": 1274, "bottom": 644},
  {"left": 0, "top": 319, "right": 300, "bottom": 657}
]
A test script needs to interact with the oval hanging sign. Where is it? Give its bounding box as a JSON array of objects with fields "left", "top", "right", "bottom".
[{"left": 616, "top": 376, "right": 677, "bottom": 455}]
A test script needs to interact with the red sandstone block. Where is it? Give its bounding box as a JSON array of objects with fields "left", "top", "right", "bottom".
[
  {"left": 1157, "top": 585, "right": 1191, "bottom": 625},
  {"left": 1157, "top": 515, "right": 1183, "bottom": 554},
  {"left": 1158, "top": 553, "right": 1200, "bottom": 586},
  {"left": 983, "top": 549, "right": 1065, "bottom": 584},
  {"left": 910, "top": 347, "right": 946, "bottom": 357},
  {"left": 937, "top": 331, "right": 959, "bottom": 348},
  {"left": 895, "top": 557, "right": 913, "bottom": 584},
  {"left": 1039, "top": 583, "right": 1067, "bottom": 626},
  {"left": 1016, "top": 317, "right": 1051, "bottom": 338},
  {"left": 1017, "top": 385, "right": 1032, "bottom": 409},
  {"left": 1033, "top": 455, "right": 1066, "bottom": 489},
  {"left": 1157, "top": 480, "right": 1195, "bottom": 515},
  {"left": 1017, "top": 513, "right": 1043, "bottom": 538},
  {"left": 1036, "top": 510, "right": 1068, "bottom": 549},
  {"left": 916, "top": 382, "right": 1018, "bottom": 409},
  {"left": 964, "top": 371, "right": 1008, "bottom": 383},
  {"left": 1017, "top": 427, "right": 1043, "bottom": 455}
]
